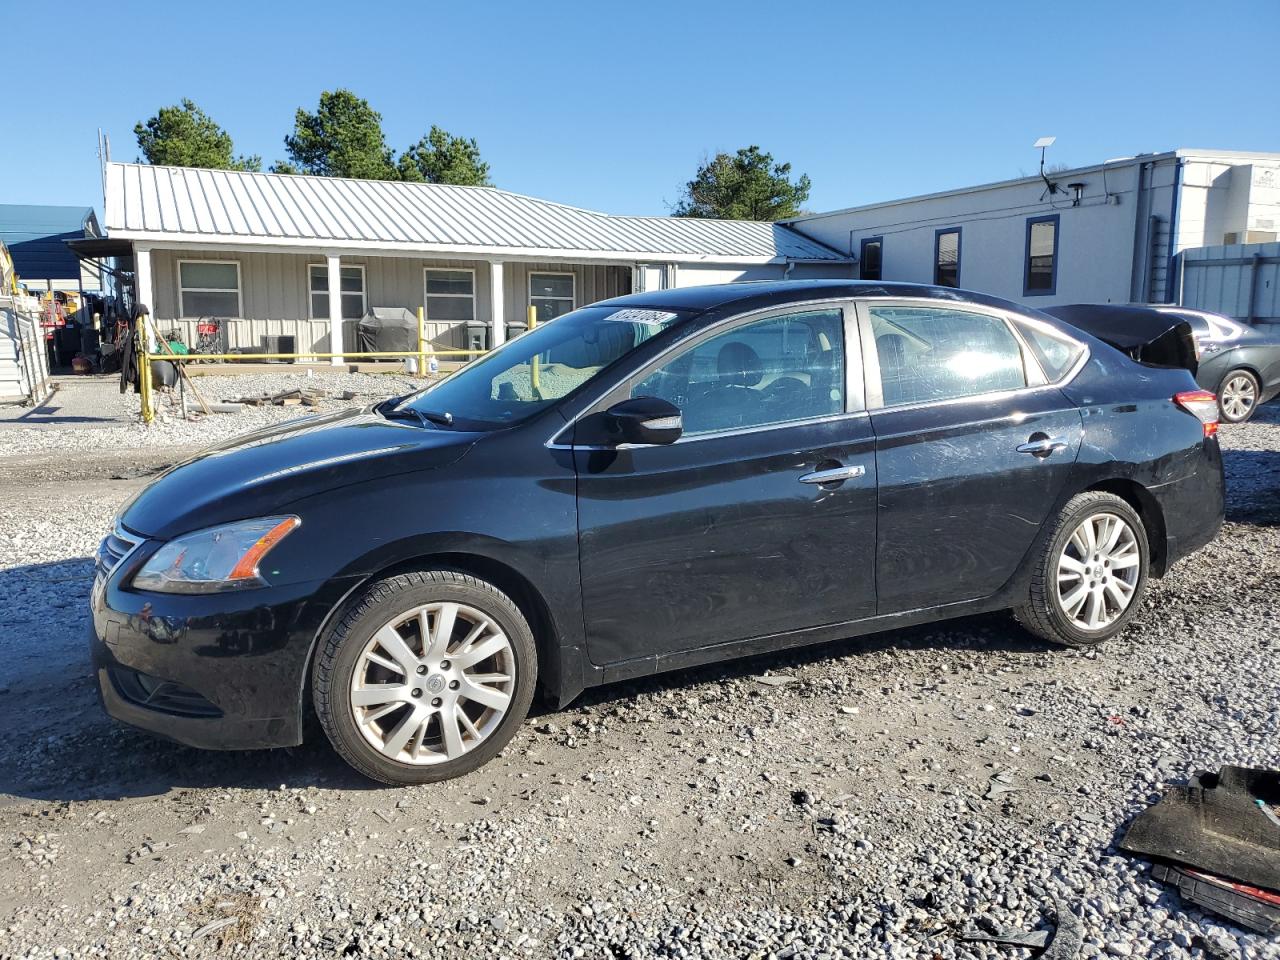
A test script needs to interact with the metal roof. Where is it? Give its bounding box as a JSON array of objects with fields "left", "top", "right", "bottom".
[
  {"left": 103, "top": 163, "right": 847, "bottom": 264},
  {"left": 0, "top": 204, "right": 99, "bottom": 281}
]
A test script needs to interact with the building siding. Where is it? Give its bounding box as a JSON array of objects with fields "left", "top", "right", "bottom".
[
  {"left": 1182, "top": 241, "right": 1280, "bottom": 325},
  {"left": 147, "top": 249, "right": 632, "bottom": 353},
  {"left": 790, "top": 159, "right": 1161, "bottom": 306},
  {"left": 787, "top": 153, "right": 1280, "bottom": 308}
]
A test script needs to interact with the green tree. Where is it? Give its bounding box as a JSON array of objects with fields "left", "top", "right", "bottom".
[
  {"left": 397, "top": 126, "right": 491, "bottom": 186},
  {"left": 134, "top": 99, "right": 261, "bottom": 171},
  {"left": 673, "top": 146, "right": 811, "bottom": 221},
  {"left": 276, "top": 89, "right": 397, "bottom": 179}
]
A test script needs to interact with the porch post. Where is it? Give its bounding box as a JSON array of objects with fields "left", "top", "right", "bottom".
[
  {"left": 326, "top": 253, "right": 344, "bottom": 365},
  {"left": 133, "top": 244, "right": 156, "bottom": 350},
  {"left": 489, "top": 259, "right": 505, "bottom": 348}
]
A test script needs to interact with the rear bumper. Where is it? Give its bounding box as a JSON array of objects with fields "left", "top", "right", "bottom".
[{"left": 1154, "top": 437, "right": 1225, "bottom": 571}]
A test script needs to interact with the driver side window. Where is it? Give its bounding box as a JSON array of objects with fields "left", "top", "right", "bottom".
[{"left": 632, "top": 308, "right": 846, "bottom": 436}]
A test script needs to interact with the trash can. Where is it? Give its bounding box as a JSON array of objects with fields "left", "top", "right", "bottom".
[
  {"left": 505, "top": 319, "right": 528, "bottom": 342},
  {"left": 465, "top": 322, "right": 490, "bottom": 352}
]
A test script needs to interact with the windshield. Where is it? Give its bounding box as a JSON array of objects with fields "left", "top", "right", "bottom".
[{"left": 396, "top": 305, "right": 685, "bottom": 428}]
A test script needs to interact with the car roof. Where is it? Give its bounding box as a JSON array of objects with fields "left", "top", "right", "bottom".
[{"left": 596, "top": 279, "right": 1039, "bottom": 318}]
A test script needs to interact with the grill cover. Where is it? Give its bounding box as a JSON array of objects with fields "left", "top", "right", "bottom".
[{"left": 357, "top": 307, "right": 418, "bottom": 355}]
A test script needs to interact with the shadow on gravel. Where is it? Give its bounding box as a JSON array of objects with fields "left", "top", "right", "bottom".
[
  {"left": 1222, "top": 449, "right": 1280, "bottom": 526},
  {"left": 3, "top": 545, "right": 1050, "bottom": 803},
  {"left": 0, "top": 558, "right": 386, "bottom": 803},
  {"left": 569, "top": 611, "right": 1055, "bottom": 712}
]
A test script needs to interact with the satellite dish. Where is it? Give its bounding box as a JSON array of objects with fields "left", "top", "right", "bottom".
[{"left": 1034, "top": 137, "right": 1060, "bottom": 197}]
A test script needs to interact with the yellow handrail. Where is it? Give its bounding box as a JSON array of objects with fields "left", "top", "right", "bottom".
[
  {"left": 416, "top": 306, "right": 426, "bottom": 376},
  {"left": 527, "top": 305, "right": 539, "bottom": 394},
  {"left": 153, "top": 349, "right": 487, "bottom": 362},
  {"left": 137, "top": 313, "right": 154, "bottom": 424},
  {"left": 135, "top": 328, "right": 491, "bottom": 421}
]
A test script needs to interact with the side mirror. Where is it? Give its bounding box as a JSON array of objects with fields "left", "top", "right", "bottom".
[{"left": 605, "top": 397, "right": 683, "bottom": 446}]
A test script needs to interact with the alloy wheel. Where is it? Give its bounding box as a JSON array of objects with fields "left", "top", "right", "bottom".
[
  {"left": 1220, "top": 374, "right": 1257, "bottom": 422},
  {"left": 1054, "top": 513, "right": 1141, "bottom": 631},
  {"left": 349, "top": 602, "right": 515, "bottom": 764}
]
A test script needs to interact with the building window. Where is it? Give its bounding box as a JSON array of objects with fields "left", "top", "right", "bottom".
[
  {"left": 860, "top": 237, "right": 883, "bottom": 281},
  {"left": 309, "top": 264, "right": 366, "bottom": 319},
  {"left": 178, "top": 260, "right": 241, "bottom": 317},
  {"left": 1023, "top": 215, "right": 1059, "bottom": 297},
  {"left": 934, "top": 229, "right": 961, "bottom": 288},
  {"left": 424, "top": 269, "right": 476, "bottom": 321},
  {"left": 529, "top": 272, "right": 575, "bottom": 323}
]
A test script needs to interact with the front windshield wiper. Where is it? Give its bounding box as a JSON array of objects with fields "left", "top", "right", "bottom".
[{"left": 376, "top": 398, "right": 454, "bottom": 428}]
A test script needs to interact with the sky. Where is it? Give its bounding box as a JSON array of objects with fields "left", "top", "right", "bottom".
[{"left": 3, "top": 0, "right": 1277, "bottom": 219}]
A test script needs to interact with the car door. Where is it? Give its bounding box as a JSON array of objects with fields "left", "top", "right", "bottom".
[
  {"left": 573, "top": 303, "right": 878, "bottom": 667},
  {"left": 860, "top": 300, "right": 1084, "bottom": 614}
]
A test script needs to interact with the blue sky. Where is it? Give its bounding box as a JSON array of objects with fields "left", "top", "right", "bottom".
[{"left": 3, "top": 0, "right": 1276, "bottom": 218}]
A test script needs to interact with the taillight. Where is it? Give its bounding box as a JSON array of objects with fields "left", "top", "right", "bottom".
[{"left": 1174, "top": 390, "right": 1220, "bottom": 437}]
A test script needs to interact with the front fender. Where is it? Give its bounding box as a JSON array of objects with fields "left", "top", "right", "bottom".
[{"left": 277, "top": 430, "right": 586, "bottom": 719}]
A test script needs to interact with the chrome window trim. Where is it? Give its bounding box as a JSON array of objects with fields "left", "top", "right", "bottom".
[
  {"left": 854, "top": 297, "right": 1090, "bottom": 414},
  {"left": 554, "top": 409, "right": 873, "bottom": 451},
  {"left": 854, "top": 380, "right": 1075, "bottom": 416},
  {"left": 853, "top": 300, "right": 884, "bottom": 410},
  {"left": 1008, "top": 313, "right": 1092, "bottom": 383},
  {"left": 1006, "top": 317, "right": 1050, "bottom": 387},
  {"left": 547, "top": 297, "right": 862, "bottom": 448}
]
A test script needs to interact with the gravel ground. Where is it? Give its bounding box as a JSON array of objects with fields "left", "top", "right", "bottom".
[
  {"left": 0, "top": 370, "right": 423, "bottom": 453},
  {"left": 0, "top": 393, "right": 1276, "bottom": 960}
]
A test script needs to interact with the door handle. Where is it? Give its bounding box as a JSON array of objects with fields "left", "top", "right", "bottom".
[
  {"left": 1016, "top": 436, "right": 1069, "bottom": 457},
  {"left": 799, "top": 464, "right": 866, "bottom": 484}
]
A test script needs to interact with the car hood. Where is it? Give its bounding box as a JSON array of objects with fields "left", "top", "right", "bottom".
[{"left": 120, "top": 407, "right": 480, "bottom": 540}]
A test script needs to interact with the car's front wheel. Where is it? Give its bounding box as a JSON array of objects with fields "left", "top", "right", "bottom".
[
  {"left": 1015, "top": 492, "right": 1150, "bottom": 647},
  {"left": 1217, "top": 368, "right": 1260, "bottom": 423},
  {"left": 313, "top": 570, "right": 537, "bottom": 784}
]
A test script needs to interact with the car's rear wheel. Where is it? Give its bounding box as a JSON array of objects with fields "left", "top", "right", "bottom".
[
  {"left": 313, "top": 570, "right": 536, "bottom": 784},
  {"left": 1015, "top": 492, "right": 1150, "bottom": 647},
  {"left": 1218, "top": 369, "right": 1260, "bottom": 423}
]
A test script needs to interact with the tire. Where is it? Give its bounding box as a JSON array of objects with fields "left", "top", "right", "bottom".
[
  {"left": 1217, "top": 368, "right": 1260, "bottom": 424},
  {"left": 1015, "top": 492, "right": 1150, "bottom": 648},
  {"left": 313, "top": 570, "right": 537, "bottom": 785}
]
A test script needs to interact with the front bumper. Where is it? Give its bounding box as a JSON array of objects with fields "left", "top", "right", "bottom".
[{"left": 90, "top": 549, "right": 356, "bottom": 751}]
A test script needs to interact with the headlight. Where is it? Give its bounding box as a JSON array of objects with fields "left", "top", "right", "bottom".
[{"left": 132, "top": 516, "right": 300, "bottom": 594}]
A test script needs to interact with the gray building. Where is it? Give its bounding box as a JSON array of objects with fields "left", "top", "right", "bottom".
[
  {"left": 101, "top": 162, "right": 851, "bottom": 361},
  {"left": 786, "top": 149, "right": 1280, "bottom": 308}
]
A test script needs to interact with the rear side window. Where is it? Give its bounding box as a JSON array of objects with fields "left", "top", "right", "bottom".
[
  {"left": 869, "top": 306, "right": 1025, "bottom": 406},
  {"left": 1014, "top": 319, "right": 1085, "bottom": 381}
]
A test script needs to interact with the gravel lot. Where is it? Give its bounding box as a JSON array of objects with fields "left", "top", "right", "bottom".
[{"left": 0, "top": 378, "right": 1277, "bottom": 960}]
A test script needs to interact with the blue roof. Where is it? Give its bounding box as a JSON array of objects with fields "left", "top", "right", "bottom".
[{"left": 0, "top": 204, "right": 99, "bottom": 282}]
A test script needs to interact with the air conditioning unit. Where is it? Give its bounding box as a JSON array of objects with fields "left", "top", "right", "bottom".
[{"left": 261, "top": 335, "right": 296, "bottom": 363}]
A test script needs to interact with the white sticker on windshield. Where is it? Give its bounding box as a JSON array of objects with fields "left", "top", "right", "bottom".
[{"left": 602, "top": 308, "right": 679, "bottom": 325}]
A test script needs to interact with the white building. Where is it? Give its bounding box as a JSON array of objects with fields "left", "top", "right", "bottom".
[
  {"left": 787, "top": 149, "right": 1280, "bottom": 307},
  {"left": 98, "top": 162, "right": 852, "bottom": 361}
]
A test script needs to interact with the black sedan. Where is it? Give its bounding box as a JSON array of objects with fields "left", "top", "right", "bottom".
[
  {"left": 91, "top": 281, "right": 1224, "bottom": 784},
  {"left": 1046, "top": 303, "right": 1280, "bottom": 423}
]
